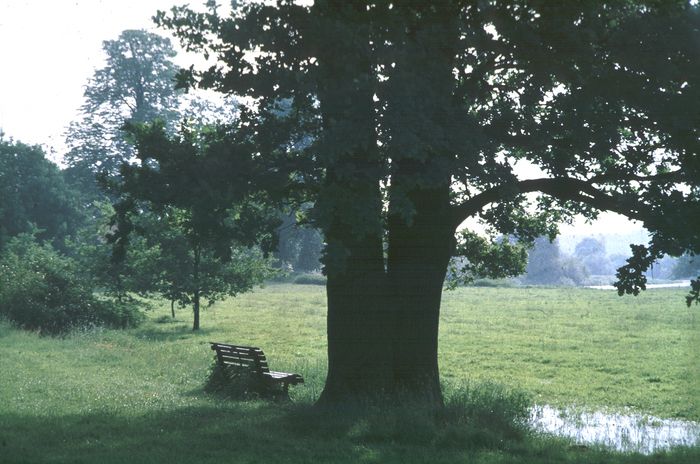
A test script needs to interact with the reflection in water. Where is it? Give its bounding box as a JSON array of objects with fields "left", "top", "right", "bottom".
[{"left": 529, "top": 405, "right": 700, "bottom": 454}]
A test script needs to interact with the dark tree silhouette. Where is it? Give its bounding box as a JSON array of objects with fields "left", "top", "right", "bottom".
[{"left": 155, "top": 1, "right": 700, "bottom": 405}]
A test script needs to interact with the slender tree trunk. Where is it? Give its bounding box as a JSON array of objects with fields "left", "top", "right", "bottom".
[
  {"left": 192, "top": 244, "right": 201, "bottom": 331},
  {"left": 171, "top": 298, "right": 175, "bottom": 319}
]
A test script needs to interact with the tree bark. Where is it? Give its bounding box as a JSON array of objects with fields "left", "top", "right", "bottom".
[
  {"left": 314, "top": 0, "right": 392, "bottom": 404},
  {"left": 318, "top": 233, "right": 391, "bottom": 404},
  {"left": 192, "top": 244, "right": 201, "bottom": 331},
  {"left": 319, "top": 192, "right": 454, "bottom": 406},
  {"left": 314, "top": 0, "right": 458, "bottom": 408},
  {"left": 386, "top": 185, "right": 455, "bottom": 406}
]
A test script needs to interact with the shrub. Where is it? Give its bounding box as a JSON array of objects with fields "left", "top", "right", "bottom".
[
  {"left": 0, "top": 235, "right": 142, "bottom": 335},
  {"left": 293, "top": 273, "right": 327, "bottom": 285},
  {"left": 471, "top": 278, "right": 518, "bottom": 288},
  {"left": 204, "top": 361, "right": 286, "bottom": 400}
]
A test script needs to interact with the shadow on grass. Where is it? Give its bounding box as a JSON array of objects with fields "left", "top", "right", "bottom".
[{"left": 2, "top": 403, "right": 698, "bottom": 464}]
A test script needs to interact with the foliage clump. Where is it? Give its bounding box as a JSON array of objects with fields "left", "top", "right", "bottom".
[
  {"left": 204, "top": 361, "right": 286, "bottom": 401},
  {"left": 0, "top": 235, "right": 143, "bottom": 335},
  {"left": 293, "top": 273, "right": 327, "bottom": 285}
]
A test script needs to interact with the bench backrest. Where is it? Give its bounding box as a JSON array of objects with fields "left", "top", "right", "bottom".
[{"left": 210, "top": 342, "right": 270, "bottom": 374}]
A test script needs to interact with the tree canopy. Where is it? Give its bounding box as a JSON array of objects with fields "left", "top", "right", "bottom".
[
  {"left": 0, "top": 136, "right": 82, "bottom": 251},
  {"left": 109, "top": 121, "right": 280, "bottom": 329},
  {"left": 155, "top": 0, "right": 700, "bottom": 404},
  {"left": 64, "top": 29, "right": 181, "bottom": 178}
]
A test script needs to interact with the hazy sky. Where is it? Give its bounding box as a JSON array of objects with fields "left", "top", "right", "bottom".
[
  {"left": 0, "top": 0, "right": 646, "bottom": 238},
  {"left": 0, "top": 0, "right": 183, "bottom": 156}
]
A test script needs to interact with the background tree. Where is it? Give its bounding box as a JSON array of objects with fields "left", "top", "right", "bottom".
[
  {"left": 66, "top": 202, "right": 162, "bottom": 303},
  {"left": 645, "top": 254, "right": 678, "bottom": 280},
  {"left": 158, "top": 0, "right": 700, "bottom": 405},
  {"left": 524, "top": 237, "right": 588, "bottom": 286},
  {"left": 574, "top": 237, "right": 613, "bottom": 276},
  {"left": 63, "top": 29, "right": 181, "bottom": 198},
  {"left": 295, "top": 227, "right": 323, "bottom": 272},
  {"left": 276, "top": 211, "right": 323, "bottom": 273},
  {"left": 672, "top": 254, "right": 700, "bottom": 279},
  {"left": 0, "top": 136, "right": 83, "bottom": 252}
]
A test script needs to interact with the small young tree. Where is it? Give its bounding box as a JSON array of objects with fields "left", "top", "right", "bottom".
[
  {"left": 138, "top": 207, "right": 274, "bottom": 327},
  {"left": 109, "top": 122, "right": 280, "bottom": 330}
]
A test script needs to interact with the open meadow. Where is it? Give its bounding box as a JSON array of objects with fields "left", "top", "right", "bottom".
[{"left": 1, "top": 284, "right": 698, "bottom": 463}]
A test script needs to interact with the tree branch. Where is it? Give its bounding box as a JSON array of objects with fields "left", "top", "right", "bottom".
[
  {"left": 450, "top": 176, "right": 648, "bottom": 229},
  {"left": 588, "top": 169, "right": 686, "bottom": 184}
]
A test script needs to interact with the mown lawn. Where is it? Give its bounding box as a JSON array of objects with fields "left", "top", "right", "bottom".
[{"left": 0, "top": 284, "right": 698, "bottom": 463}]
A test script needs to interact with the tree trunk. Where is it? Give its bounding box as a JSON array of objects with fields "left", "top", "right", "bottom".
[
  {"left": 314, "top": 0, "right": 392, "bottom": 404},
  {"left": 386, "top": 186, "right": 455, "bottom": 406},
  {"left": 313, "top": 0, "right": 460, "bottom": 408},
  {"left": 318, "top": 208, "right": 453, "bottom": 407},
  {"left": 318, "top": 233, "right": 392, "bottom": 404},
  {"left": 192, "top": 244, "right": 201, "bottom": 331},
  {"left": 171, "top": 298, "right": 175, "bottom": 319}
]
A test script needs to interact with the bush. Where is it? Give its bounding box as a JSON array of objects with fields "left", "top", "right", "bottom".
[
  {"left": 471, "top": 278, "right": 519, "bottom": 288},
  {"left": 293, "top": 273, "right": 327, "bottom": 285},
  {"left": 204, "top": 362, "right": 287, "bottom": 400},
  {"left": 0, "top": 235, "right": 143, "bottom": 335}
]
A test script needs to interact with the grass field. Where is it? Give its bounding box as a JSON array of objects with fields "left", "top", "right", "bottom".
[{"left": 0, "top": 284, "right": 698, "bottom": 463}]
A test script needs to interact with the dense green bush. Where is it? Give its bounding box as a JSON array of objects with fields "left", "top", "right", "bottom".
[
  {"left": 0, "top": 235, "right": 143, "bottom": 335},
  {"left": 293, "top": 273, "right": 327, "bottom": 285}
]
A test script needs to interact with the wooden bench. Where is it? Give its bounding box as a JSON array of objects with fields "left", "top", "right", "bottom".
[{"left": 209, "top": 342, "right": 304, "bottom": 393}]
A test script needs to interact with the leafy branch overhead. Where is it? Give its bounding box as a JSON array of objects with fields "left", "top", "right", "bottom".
[{"left": 157, "top": 1, "right": 699, "bottom": 287}]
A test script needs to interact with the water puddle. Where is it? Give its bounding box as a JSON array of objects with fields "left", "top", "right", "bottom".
[{"left": 529, "top": 405, "right": 700, "bottom": 454}]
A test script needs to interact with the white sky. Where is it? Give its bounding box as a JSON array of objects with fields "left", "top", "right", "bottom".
[
  {"left": 0, "top": 0, "right": 186, "bottom": 158},
  {"left": 0, "top": 0, "right": 645, "bottom": 238}
]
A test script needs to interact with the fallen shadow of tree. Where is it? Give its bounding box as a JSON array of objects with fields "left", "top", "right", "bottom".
[{"left": 2, "top": 401, "right": 699, "bottom": 464}]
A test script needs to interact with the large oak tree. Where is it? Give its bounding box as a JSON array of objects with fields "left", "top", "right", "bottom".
[{"left": 155, "top": 0, "right": 700, "bottom": 405}]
